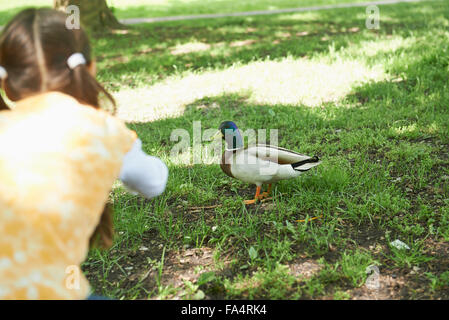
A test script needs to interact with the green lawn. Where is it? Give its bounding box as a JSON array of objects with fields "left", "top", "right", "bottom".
[
  {"left": 80, "top": 0, "right": 449, "bottom": 300},
  {"left": 109, "top": 0, "right": 372, "bottom": 19},
  {"left": 0, "top": 0, "right": 381, "bottom": 25},
  {"left": 4, "top": 0, "right": 449, "bottom": 299}
]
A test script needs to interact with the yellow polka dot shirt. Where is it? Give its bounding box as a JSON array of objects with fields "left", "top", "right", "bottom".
[{"left": 0, "top": 92, "right": 137, "bottom": 299}]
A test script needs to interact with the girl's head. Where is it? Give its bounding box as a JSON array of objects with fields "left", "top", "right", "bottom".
[
  {"left": 0, "top": 8, "right": 116, "bottom": 249},
  {"left": 0, "top": 8, "right": 113, "bottom": 110}
]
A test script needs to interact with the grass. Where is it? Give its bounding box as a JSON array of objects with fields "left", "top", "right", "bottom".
[
  {"left": 108, "top": 0, "right": 373, "bottom": 20},
  {"left": 340, "top": 249, "right": 378, "bottom": 287},
  {"left": 4, "top": 0, "right": 449, "bottom": 299},
  {"left": 0, "top": 0, "right": 384, "bottom": 25},
  {"left": 80, "top": 0, "right": 449, "bottom": 300},
  {"left": 0, "top": 0, "right": 400, "bottom": 25}
]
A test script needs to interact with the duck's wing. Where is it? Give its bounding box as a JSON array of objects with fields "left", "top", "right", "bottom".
[
  {"left": 246, "top": 144, "right": 316, "bottom": 165},
  {"left": 229, "top": 146, "right": 320, "bottom": 185}
]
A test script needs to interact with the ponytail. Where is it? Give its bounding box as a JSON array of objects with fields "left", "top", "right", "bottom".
[
  {"left": 70, "top": 65, "right": 117, "bottom": 249},
  {"left": 0, "top": 94, "right": 9, "bottom": 111},
  {"left": 89, "top": 203, "right": 114, "bottom": 249},
  {"left": 70, "top": 63, "right": 116, "bottom": 115}
]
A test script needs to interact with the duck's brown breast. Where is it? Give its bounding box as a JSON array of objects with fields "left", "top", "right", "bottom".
[{"left": 220, "top": 151, "right": 234, "bottom": 178}]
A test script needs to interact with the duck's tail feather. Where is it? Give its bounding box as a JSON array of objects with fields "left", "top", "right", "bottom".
[{"left": 291, "top": 156, "right": 321, "bottom": 172}]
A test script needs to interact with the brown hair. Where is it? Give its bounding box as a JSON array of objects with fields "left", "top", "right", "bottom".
[{"left": 0, "top": 8, "right": 115, "bottom": 249}]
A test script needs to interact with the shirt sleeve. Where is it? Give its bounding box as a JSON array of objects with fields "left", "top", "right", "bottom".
[{"left": 119, "top": 138, "right": 168, "bottom": 199}]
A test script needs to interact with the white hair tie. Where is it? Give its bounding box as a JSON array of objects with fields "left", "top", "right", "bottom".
[
  {"left": 0, "top": 66, "right": 7, "bottom": 80},
  {"left": 67, "top": 53, "right": 86, "bottom": 69}
]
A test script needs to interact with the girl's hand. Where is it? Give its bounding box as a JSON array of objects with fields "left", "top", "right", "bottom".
[{"left": 119, "top": 139, "right": 168, "bottom": 199}]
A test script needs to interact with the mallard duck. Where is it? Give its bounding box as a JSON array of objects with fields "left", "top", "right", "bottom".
[{"left": 214, "top": 121, "right": 321, "bottom": 204}]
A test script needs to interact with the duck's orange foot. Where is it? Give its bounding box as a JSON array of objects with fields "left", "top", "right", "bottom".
[
  {"left": 258, "top": 184, "right": 273, "bottom": 200},
  {"left": 244, "top": 199, "right": 258, "bottom": 205},
  {"left": 244, "top": 186, "right": 263, "bottom": 205},
  {"left": 260, "top": 192, "right": 270, "bottom": 198},
  {"left": 244, "top": 195, "right": 272, "bottom": 205}
]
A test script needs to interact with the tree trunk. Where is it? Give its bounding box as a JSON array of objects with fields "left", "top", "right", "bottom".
[{"left": 54, "top": 0, "right": 123, "bottom": 32}]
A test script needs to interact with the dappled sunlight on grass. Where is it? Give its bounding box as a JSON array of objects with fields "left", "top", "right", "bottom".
[
  {"left": 229, "top": 39, "right": 257, "bottom": 47},
  {"left": 110, "top": 0, "right": 372, "bottom": 20},
  {"left": 392, "top": 123, "right": 419, "bottom": 135},
  {"left": 0, "top": 0, "right": 370, "bottom": 25},
  {"left": 331, "top": 34, "right": 417, "bottom": 66},
  {"left": 2, "top": 0, "right": 446, "bottom": 300},
  {"left": 276, "top": 11, "right": 322, "bottom": 21},
  {"left": 86, "top": 0, "right": 449, "bottom": 300},
  {"left": 95, "top": 0, "right": 449, "bottom": 301},
  {"left": 389, "top": 121, "right": 442, "bottom": 140},
  {"left": 215, "top": 25, "right": 260, "bottom": 34},
  {"left": 115, "top": 56, "right": 386, "bottom": 122},
  {"left": 170, "top": 41, "right": 212, "bottom": 55},
  {"left": 353, "top": 36, "right": 415, "bottom": 57}
]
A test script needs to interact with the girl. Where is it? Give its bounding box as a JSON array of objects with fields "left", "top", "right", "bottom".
[{"left": 0, "top": 8, "right": 168, "bottom": 299}]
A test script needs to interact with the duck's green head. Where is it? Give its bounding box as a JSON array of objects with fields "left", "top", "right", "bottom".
[
  {"left": 217, "top": 121, "right": 244, "bottom": 149},
  {"left": 219, "top": 121, "right": 239, "bottom": 134}
]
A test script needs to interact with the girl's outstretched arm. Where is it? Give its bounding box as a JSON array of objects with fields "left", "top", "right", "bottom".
[{"left": 119, "top": 139, "right": 168, "bottom": 199}]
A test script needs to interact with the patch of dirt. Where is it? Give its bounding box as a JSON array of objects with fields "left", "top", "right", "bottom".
[
  {"left": 422, "top": 239, "right": 449, "bottom": 275},
  {"left": 88, "top": 179, "right": 449, "bottom": 300},
  {"left": 161, "top": 248, "right": 215, "bottom": 286},
  {"left": 85, "top": 238, "right": 234, "bottom": 299},
  {"left": 344, "top": 223, "right": 386, "bottom": 249},
  {"left": 288, "top": 259, "right": 323, "bottom": 279},
  {"left": 350, "top": 273, "right": 406, "bottom": 300}
]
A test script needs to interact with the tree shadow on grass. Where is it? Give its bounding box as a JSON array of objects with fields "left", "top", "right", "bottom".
[
  {"left": 92, "top": 37, "right": 449, "bottom": 298},
  {"left": 94, "top": 1, "right": 449, "bottom": 88},
  {"left": 86, "top": 64, "right": 449, "bottom": 298},
  {"left": 111, "top": 0, "right": 374, "bottom": 21},
  {"left": 84, "top": 0, "right": 449, "bottom": 300}
]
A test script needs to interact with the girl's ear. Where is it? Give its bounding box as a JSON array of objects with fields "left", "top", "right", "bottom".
[{"left": 87, "top": 60, "right": 97, "bottom": 77}]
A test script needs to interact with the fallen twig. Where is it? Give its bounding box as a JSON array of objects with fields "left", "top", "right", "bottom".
[
  {"left": 296, "top": 215, "right": 323, "bottom": 223},
  {"left": 188, "top": 204, "right": 222, "bottom": 212}
]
